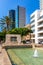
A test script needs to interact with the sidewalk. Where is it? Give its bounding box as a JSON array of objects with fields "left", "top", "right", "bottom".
[
  {"left": 3, "top": 49, "right": 12, "bottom": 65},
  {"left": 0, "top": 46, "right": 4, "bottom": 65},
  {"left": 0, "top": 45, "right": 12, "bottom": 65},
  {"left": 0, "top": 54, "right": 3, "bottom": 65}
]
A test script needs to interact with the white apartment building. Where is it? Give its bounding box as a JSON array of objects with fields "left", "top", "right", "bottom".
[
  {"left": 30, "top": 10, "right": 43, "bottom": 44},
  {"left": 40, "top": 0, "right": 43, "bottom": 10}
]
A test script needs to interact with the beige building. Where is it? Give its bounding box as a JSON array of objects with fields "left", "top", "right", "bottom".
[
  {"left": 25, "top": 24, "right": 31, "bottom": 29},
  {"left": 24, "top": 24, "right": 31, "bottom": 40}
]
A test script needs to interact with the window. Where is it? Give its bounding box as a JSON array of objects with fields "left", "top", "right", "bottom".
[
  {"left": 38, "top": 15, "right": 43, "bottom": 19},
  {"left": 31, "top": 15, "right": 35, "bottom": 19},
  {"left": 31, "top": 25, "right": 35, "bottom": 28},
  {"left": 31, "top": 20, "right": 35, "bottom": 24},
  {"left": 38, "top": 21, "right": 43, "bottom": 25},
  {"left": 32, "top": 29, "right": 35, "bottom": 33},
  {"left": 11, "top": 37, "right": 17, "bottom": 41}
]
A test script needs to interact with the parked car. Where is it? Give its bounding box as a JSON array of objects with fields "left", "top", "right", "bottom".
[
  {"left": 39, "top": 41, "right": 43, "bottom": 44},
  {"left": 39, "top": 41, "right": 41, "bottom": 44},
  {"left": 41, "top": 41, "right": 43, "bottom": 44},
  {"left": 22, "top": 40, "right": 31, "bottom": 44},
  {"left": 26, "top": 40, "right": 31, "bottom": 44}
]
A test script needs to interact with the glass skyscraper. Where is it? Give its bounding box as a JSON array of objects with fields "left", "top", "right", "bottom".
[{"left": 9, "top": 10, "right": 15, "bottom": 29}]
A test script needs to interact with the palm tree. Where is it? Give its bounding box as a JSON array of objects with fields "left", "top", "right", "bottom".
[
  {"left": 5, "top": 16, "right": 11, "bottom": 31},
  {"left": 0, "top": 18, "right": 5, "bottom": 31},
  {"left": 0, "top": 16, "right": 11, "bottom": 31}
]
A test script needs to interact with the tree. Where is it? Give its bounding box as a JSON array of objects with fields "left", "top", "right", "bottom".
[
  {"left": 0, "top": 32, "right": 6, "bottom": 42},
  {"left": 5, "top": 16, "right": 11, "bottom": 30},
  {"left": 0, "top": 16, "right": 11, "bottom": 31},
  {"left": 7, "top": 28, "right": 33, "bottom": 36}
]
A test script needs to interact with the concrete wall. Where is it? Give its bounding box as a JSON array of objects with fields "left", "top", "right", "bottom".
[{"left": 5, "top": 34, "right": 21, "bottom": 44}]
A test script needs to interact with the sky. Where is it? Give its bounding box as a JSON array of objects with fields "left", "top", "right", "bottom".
[{"left": 0, "top": 0, "right": 39, "bottom": 24}]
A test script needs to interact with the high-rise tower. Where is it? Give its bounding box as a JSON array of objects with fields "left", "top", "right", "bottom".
[
  {"left": 17, "top": 6, "right": 26, "bottom": 28},
  {"left": 9, "top": 10, "right": 15, "bottom": 29}
]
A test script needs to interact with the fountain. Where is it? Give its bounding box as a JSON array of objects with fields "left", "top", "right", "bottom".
[{"left": 33, "top": 49, "right": 38, "bottom": 58}]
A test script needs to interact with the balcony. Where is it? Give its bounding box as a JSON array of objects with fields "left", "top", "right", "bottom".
[
  {"left": 31, "top": 15, "right": 35, "bottom": 20},
  {"left": 31, "top": 26, "right": 35, "bottom": 30},
  {"left": 30, "top": 18, "right": 35, "bottom": 22},
  {"left": 38, "top": 28, "right": 43, "bottom": 31},
  {"left": 38, "top": 30, "right": 43, "bottom": 33},
  {"left": 31, "top": 24, "right": 35, "bottom": 29},
  {"left": 38, "top": 24, "right": 43, "bottom": 28},
  {"left": 38, "top": 33, "right": 43, "bottom": 38},
  {"left": 38, "top": 36, "right": 43, "bottom": 39},
  {"left": 38, "top": 33, "right": 43, "bottom": 39},
  {"left": 31, "top": 21, "right": 35, "bottom": 26},
  {"left": 38, "top": 15, "right": 43, "bottom": 20},
  {"left": 38, "top": 18, "right": 43, "bottom": 23}
]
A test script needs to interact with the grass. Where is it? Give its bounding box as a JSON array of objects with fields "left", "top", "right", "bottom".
[{"left": 7, "top": 48, "right": 43, "bottom": 65}]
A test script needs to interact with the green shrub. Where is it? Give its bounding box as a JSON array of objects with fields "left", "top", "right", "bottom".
[
  {"left": 0, "top": 32, "right": 6, "bottom": 42},
  {"left": 7, "top": 28, "right": 32, "bottom": 36}
]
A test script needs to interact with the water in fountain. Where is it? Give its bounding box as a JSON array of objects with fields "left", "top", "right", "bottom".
[{"left": 33, "top": 49, "right": 38, "bottom": 58}]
